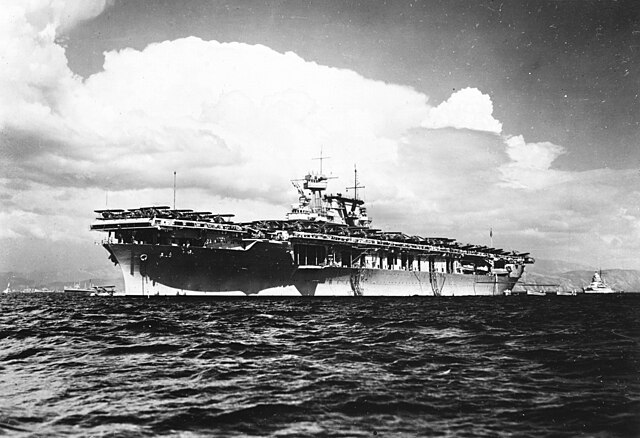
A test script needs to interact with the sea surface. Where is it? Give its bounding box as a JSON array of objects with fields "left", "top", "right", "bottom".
[{"left": 0, "top": 294, "right": 638, "bottom": 437}]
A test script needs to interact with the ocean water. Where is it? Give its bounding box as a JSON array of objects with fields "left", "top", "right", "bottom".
[{"left": 0, "top": 294, "right": 638, "bottom": 437}]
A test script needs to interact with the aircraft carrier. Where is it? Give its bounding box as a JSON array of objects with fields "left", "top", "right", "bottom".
[{"left": 91, "top": 165, "right": 534, "bottom": 296}]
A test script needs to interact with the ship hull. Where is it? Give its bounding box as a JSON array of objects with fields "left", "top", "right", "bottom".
[
  {"left": 63, "top": 288, "right": 95, "bottom": 296},
  {"left": 105, "top": 243, "right": 523, "bottom": 297},
  {"left": 583, "top": 288, "right": 616, "bottom": 294}
]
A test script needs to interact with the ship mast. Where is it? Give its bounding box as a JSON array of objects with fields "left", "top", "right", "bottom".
[
  {"left": 312, "top": 147, "right": 330, "bottom": 174},
  {"left": 346, "top": 164, "right": 365, "bottom": 201}
]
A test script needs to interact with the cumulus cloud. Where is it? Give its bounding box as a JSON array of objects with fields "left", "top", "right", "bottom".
[
  {"left": 504, "top": 135, "right": 565, "bottom": 170},
  {"left": 499, "top": 135, "right": 572, "bottom": 190},
  {"left": 0, "top": 1, "right": 112, "bottom": 132},
  {"left": 421, "top": 87, "right": 503, "bottom": 134},
  {"left": 2, "top": 35, "right": 432, "bottom": 199}
]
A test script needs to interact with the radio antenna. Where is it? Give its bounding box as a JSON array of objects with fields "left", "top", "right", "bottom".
[
  {"left": 312, "top": 147, "right": 330, "bottom": 174},
  {"left": 346, "top": 164, "right": 365, "bottom": 200}
]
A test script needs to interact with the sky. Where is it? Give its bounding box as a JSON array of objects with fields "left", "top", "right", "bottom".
[{"left": 1, "top": 0, "right": 639, "bottom": 273}]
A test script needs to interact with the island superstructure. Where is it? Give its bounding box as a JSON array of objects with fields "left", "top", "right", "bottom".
[{"left": 90, "top": 165, "right": 534, "bottom": 296}]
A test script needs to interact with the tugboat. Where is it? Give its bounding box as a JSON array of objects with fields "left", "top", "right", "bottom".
[
  {"left": 583, "top": 271, "right": 616, "bottom": 294},
  {"left": 90, "top": 162, "right": 534, "bottom": 296}
]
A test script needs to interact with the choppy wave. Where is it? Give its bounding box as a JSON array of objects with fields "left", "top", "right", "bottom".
[{"left": 0, "top": 294, "right": 638, "bottom": 437}]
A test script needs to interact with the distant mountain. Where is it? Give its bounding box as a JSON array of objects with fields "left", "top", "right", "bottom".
[
  {"left": 522, "top": 268, "right": 640, "bottom": 293},
  {"left": 1, "top": 265, "right": 123, "bottom": 292},
  {"left": 527, "top": 259, "right": 594, "bottom": 276}
]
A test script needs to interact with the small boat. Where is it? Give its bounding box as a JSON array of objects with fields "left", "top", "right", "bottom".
[
  {"left": 20, "top": 287, "right": 50, "bottom": 293},
  {"left": 518, "top": 282, "right": 558, "bottom": 296},
  {"left": 583, "top": 271, "right": 616, "bottom": 294},
  {"left": 557, "top": 289, "right": 577, "bottom": 296},
  {"left": 64, "top": 281, "right": 96, "bottom": 296},
  {"left": 89, "top": 285, "right": 121, "bottom": 297}
]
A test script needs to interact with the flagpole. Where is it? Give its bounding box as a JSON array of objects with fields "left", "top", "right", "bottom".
[{"left": 490, "top": 227, "right": 493, "bottom": 248}]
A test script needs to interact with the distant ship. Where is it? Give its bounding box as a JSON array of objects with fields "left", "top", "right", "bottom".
[
  {"left": 64, "top": 282, "right": 95, "bottom": 296},
  {"left": 3, "top": 281, "right": 54, "bottom": 294},
  {"left": 90, "top": 164, "right": 534, "bottom": 296},
  {"left": 583, "top": 271, "right": 616, "bottom": 294},
  {"left": 89, "top": 285, "right": 122, "bottom": 297}
]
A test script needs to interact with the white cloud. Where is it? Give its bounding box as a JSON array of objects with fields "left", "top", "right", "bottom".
[
  {"left": 3, "top": 35, "right": 434, "bottom": 202},
  {"left": 499, "top": 135, "right": 572, "bottom": 190},
  {"left": 504, "top": 135, "right": 565, "bottom": 170},
  {"left": 421, "top": 87, "right": 503, "bottom": 134},
  {"left": 0, "top": 1, "right": 112, "bottom": 132}
]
